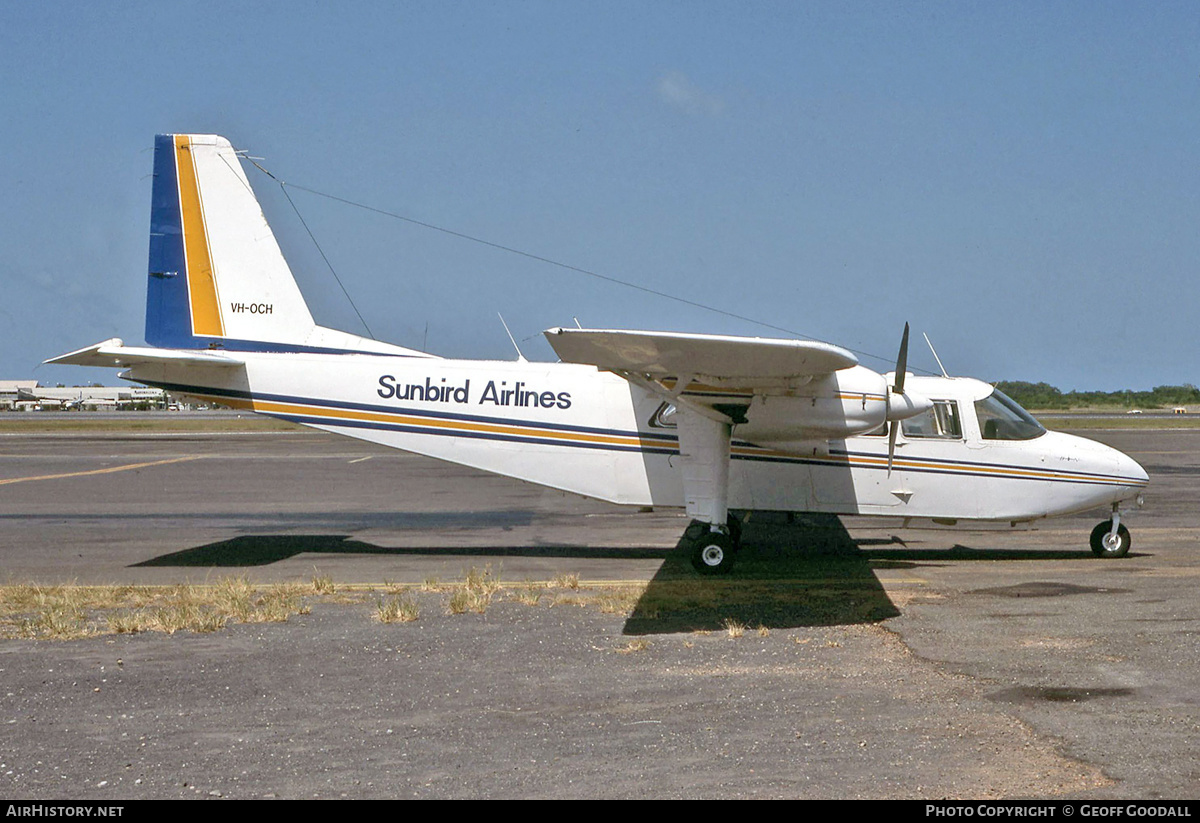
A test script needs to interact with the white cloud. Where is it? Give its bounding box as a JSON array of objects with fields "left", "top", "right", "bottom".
[{"left": 656, "top": 70, "right": 725, "bottom": 116}]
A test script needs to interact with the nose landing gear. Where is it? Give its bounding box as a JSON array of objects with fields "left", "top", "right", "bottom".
[{"left": 1090, "top": 507, "right": 1131, "bottom": 558}]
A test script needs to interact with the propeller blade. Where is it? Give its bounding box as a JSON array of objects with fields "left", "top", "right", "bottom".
[
  {"left": 894, "top": 322, "right": 910, "bottom": 396},
  {"left": 889, "top": 323, "right": 910, "bottom": 476}
]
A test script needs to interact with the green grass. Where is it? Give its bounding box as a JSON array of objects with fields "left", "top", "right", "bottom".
[{"left": 1040, "top": 415, "right": 1200, "bottom": 430}]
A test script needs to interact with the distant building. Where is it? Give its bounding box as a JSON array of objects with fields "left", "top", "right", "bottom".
[
  {"left": 0, "top": 381, "right": 39, "bottom": 410},
  {"left": 0, "top": 381, "right": 166, "bottom": 410}
]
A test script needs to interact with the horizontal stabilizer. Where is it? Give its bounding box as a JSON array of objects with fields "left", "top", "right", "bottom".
[
  {"left": 45, "top": 339, "right": 246, "bottom": 369},
  {"left": 544, "top": 328, "right": 857, "bottom": 385}
]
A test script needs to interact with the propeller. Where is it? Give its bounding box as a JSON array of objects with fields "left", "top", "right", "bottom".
[
  {"left": 883, "top": 323, "right": 933, "bottom": 476},
  {"left": 886, "top": 324, "right": 909, "bottom": 476}
]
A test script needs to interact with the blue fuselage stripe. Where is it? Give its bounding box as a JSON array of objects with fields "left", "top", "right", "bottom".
[{"left": 139, "top": 378, "right": 1145, "bottom": 488}]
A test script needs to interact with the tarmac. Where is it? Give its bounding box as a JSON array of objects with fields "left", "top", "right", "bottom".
[{"left": 0, "top": 423, "right": 1197, "bottom": 799}]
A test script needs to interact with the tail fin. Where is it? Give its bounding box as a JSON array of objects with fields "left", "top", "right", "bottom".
[{"left": 145, "top": 134, "right": 427, "bottom": 357}]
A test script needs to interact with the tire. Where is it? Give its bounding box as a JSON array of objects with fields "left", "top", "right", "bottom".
[
  {"left": 1090, "top": 520, "right": 1131, "bottom": 558},
  {"left": 691, "top": 532, "right": 736, "bottom": 575}
]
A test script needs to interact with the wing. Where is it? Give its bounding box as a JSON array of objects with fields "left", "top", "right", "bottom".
[
  {"left": 544, "top": 328, "right": 870, "bottom": 560},
  {"left": 543, "top": 327, "right": 857, "bottom": 387},
  {"left": 45, "top": 339, "right": 246, "bottom": 369}
]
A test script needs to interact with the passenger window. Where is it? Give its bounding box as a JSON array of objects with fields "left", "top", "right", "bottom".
[{"left": 901, "top": 400, "right": 962, "bottom": 439}]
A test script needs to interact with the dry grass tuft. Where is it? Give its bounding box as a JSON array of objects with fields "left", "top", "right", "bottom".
[
  {"left": 0, "top": 578, "right": 315, "bottom": 640},
  {"left": 447, "top": 589, "right": 483, "bottom": 614},
  {"left": 446, "top": 565, "right": 501, "bottom": 614},
  {"left": 512, "top": 584, "right": 544, "bottom": 606},
  {"left": 550, "top": 573, "right": 580, "bottom": 590},
  {"left": 375, "top": 593, "right": 420, "bottom": 623},
  {"left": 145, "top": 603, "right": 228, "bottom": 634},
  {"left": 724, "top": 618, "right": 746, "bottom": 638},
  {"left": 594, "top": 587, "right": 643, "bottom": 616},
  {"left": 465, "top": 565, "right": 501, "bottom": 596},
  {"left": 615, "top": 638, "right": 649, "bottom": 654},
  {"left": 16, "top": 604, "right": 93, "bottom": 640}
]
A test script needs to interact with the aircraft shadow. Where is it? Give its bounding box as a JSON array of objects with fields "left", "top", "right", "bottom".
[
  {"left": 133, "top": 535, "right": 675, "bottom": 567},
  {"left": 133, "top": 531, "right": 1112, "bottom": 569},
  {"left": 622, "top": 513, "right": 902, "bottom": 635},
  {"left": 860, "top": 545, "right": 1109, "bottom": 567},
  {"left": 620, "top": 514, "right": 1123, "bottom": 634}
]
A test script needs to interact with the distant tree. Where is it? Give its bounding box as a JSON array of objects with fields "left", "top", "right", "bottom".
[
  {"left": 995, "top": 381, "right": 1200, "bottom": 410},
  {"left": 995, "top": 381, "right": 1067, "bottom": 409}
]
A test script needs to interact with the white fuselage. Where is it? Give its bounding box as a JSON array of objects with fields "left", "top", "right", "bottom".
[{"left": 125, "top": 353, "right": 1149, "bottom": 525}]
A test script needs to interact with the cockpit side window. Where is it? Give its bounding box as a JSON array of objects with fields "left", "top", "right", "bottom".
[
  {"left": 901, "top": 400, "right": 962, "bottom": 439},
  {"left": 974, "top": 389, "right": 1047, "bottom": 440}
]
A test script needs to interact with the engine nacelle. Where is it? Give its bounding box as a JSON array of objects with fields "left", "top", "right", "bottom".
[{"left": 733, "top": 366, "right": 890, "bottom": 448}]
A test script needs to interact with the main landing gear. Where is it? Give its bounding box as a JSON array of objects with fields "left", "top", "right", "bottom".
[
  {"left": 687, "top": 514, "right": 743, "bottom": 575},
  {"left": 1090, "top": 505, "right": 1131, "bottom": 558}
]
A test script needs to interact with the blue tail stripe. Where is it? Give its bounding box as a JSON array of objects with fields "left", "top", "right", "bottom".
[{"left": 145, "top": 134, "right": 196, "bottom": 348}]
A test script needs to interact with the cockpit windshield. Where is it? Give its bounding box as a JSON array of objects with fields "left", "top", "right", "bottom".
[{"left": 974, "top": 388, "right": 1046, "bottom": 441}]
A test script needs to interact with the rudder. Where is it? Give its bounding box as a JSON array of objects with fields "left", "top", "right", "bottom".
[{"left": 146, "top": 134, "right": 321, "bottom": 350}]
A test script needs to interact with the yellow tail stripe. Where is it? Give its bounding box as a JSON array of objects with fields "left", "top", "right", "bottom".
[{"left": 175, "top": 135, "right": 224, "bottom": 337}]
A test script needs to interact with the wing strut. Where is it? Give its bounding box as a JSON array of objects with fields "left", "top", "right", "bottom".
[
  {"left": 677, "top": 408, "right": 732, "bottom": 533},
  {"left": 675, "top": 405, "right": 740, "bottom": 576}
]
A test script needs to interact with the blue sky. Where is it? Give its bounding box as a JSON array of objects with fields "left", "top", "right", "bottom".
[{"left": 3, "top": 1, "right": 1197, "bottom": 390}]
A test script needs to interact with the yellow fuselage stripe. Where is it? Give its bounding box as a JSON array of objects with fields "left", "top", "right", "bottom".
[
  {"left": 220, "top": 395, "right": 673, "bottom": 450},
  {"left": 186, "top": 392, "right": 1141, "bottom": 487}
]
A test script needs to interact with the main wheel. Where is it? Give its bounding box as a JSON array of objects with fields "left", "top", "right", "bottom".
[
  {"left": 1090, "top": 520, "right": 1131, "bottom": 558},
  {"left": 691, "top": 532, "right": 736, "bottom": 575}
]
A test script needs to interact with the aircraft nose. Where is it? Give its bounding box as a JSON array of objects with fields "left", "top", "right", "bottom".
[
  {"left": 1093, "top": 438, "right": 1149, "bottom": 504},
  {"left": 1052, "top": 431, "right": 1148, "bottom": 509},
  {"left": 1113, "top": 446, "right": 1149, "bottom": 490}
]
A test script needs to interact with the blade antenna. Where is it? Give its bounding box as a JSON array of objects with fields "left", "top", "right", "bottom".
[
  {"left": 924, "top": 332, "right": 949, "bottom": 378},
  {"left": 498, "top": 313, "right": 527, "bottom": 362}
]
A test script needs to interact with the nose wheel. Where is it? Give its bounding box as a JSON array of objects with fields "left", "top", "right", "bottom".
[{"left": 1090, "top": 518, "right": 1131, "bottom": 558}]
